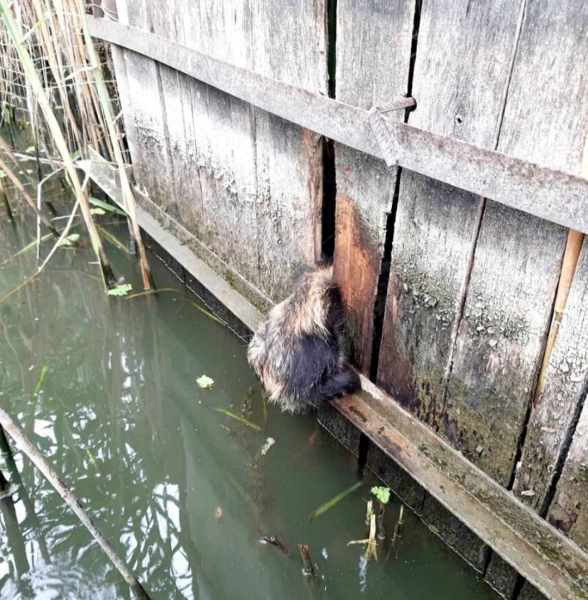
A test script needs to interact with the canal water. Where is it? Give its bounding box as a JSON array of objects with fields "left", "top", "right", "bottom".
[{"left": 0, "top": 208, "right": 499, "bottom": 599}]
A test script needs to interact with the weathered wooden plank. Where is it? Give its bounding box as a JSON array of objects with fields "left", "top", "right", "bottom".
[
  {"left": 547, "top": 313, "right": 588, "bottom": 550},
  {"left": 420, "top": 495, "right": 489, "bottom": 571},
  {"left": 506, "top": 0, "right": 588, "bottom": 521},
  {"left": 431, "top": 0, "right": 576, "bottom": 487},
  {"left": 333, "top": 0, "right": 414, "bottom": 372},
  {"left": 444, "top": 204, "right": 564, "bottom": 483},
  {"left": 518, "top": 582, "right": 548, "bottom": 600},
  {"left": 89, "top": 16, "right": 588, "bottom": 235},
  {"left": 378, "top": 0, "right": 524, "bottom": 422},
  {"left": 449, "top": 0, "right": 588, "bottom": 496},
  {"left": 114, "top": 1, "right": 174, "bottom": 211},
  {"left": 79, "top": 154, "right": 588, "bottom": 600},
  {"left": 484, "top": 553, "right": 519, "bottom": 599},
  {"left": 110, "top": 0, "right": 327, "bottom": 303},
  {"left": 371, "top": 113, "right": 588, "bottom": 236},
  {"left": 154, "top": 0, "right": 262, "bottom": 297},
  {"left": 513, "top": 242, "right": 588, "bottom": 512}
]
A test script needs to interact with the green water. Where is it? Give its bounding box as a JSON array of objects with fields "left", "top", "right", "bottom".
[{"left": 0, "top": 211, "right": 499, "bottom": 599}]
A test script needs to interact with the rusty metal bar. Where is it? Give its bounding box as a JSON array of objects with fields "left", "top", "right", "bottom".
[{"left": 88, "top": 16, "right": 588, "bottom": 235}]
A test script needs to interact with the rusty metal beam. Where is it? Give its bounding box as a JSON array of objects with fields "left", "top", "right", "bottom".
[
  {"left": 80, "top": 150, "right": 588, "bottom": 600},
  {"left": 89, "top": 16, "right": 588, "bottom": 235}
]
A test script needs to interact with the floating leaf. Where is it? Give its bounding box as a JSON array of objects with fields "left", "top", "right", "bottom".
[
  {"left": 33, "top": 362, "right": 49, "bottom": 396},
  {"left": 197, "top": 375, "right": 215, "bottom": 389},
  {"left": 106, "top": 283, "right": 133, "bottom": 297},
  {"left": 309, "top": 481, "right": 363, "bottom": 522},
  {"left": 428, "top": 524, "right": 439, "bottom": 534},
  {"left": 58, "top": 233, "right": 80, "bottom": 247},
  {"left": 371, "top": 486, "right": 391, "bottom": 505},
  {"left": 89, "top": 196, "right": 126, "bottom": 216}
]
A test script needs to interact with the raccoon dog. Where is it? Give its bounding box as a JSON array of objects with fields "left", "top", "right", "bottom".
[{"left": 247, "top": 263, "right": 361, "bottom": 413}]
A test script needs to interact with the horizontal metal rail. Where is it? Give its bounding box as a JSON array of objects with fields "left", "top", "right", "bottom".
[
  {"left": 81, "top": 149, "right": 588, "bottom": 600},
  {"left": 89, "top": 16, "right": 588, "bottom": 234}
]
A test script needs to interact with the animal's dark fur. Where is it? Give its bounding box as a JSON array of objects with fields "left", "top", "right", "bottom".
[{"left": 247, "top": 263, "right": 361, "bottom": 413}]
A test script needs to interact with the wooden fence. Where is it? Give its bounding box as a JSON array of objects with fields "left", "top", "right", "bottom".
[{"left": 89, "top": 1, "right": 588, "bottom": 598}]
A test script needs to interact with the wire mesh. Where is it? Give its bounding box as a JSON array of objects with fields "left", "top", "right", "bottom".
[{"left": 0, "top": 0, "right": 129, "bottom": 164}]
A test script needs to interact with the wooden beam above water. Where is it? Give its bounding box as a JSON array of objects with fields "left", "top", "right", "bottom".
[
  {"left": 88, "top": 16, "right": 588, "bottom": 235},
  {"left": 80, "top": 150, "right": 588, "bottom": 600}
]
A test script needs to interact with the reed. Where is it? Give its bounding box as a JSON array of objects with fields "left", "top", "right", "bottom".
[{"left": 0, "top": 0, "right": 152, "bottom": 290}]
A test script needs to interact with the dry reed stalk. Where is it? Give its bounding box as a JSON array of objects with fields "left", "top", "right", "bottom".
[
  {"left": 348, "top": 500, "right": 378, "bottom": 561},
  {"left": 76, "top": 0, "right": 153, "bottom": 289},
  {"left": 0, "top": 147, "right": 59, "bottom": 236},
  {"left": 2, "top": 0, "right": 153, "bottom": 290},
  {"left": 535, "top": 229, "right": 584, "bottom": 401},
  {"left": 534, "top": 140, "right": 588, "bottom": 401},
  {"left": 0, "top": 405, "right": 150, "bottom": 599},
  {"left": 1, "top": 0, "right": 117, "bottom": 287},
  {"left": 0, "top": 133, "right": 38, "bottom": 191},
  {"left": 31, "top": 0, "right": 83, "bottom": 152}
]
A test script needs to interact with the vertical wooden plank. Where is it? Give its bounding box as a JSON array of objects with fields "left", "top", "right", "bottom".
[
  {"left": 443, "top": 0, "right": 588, "bottom": 485},
  {"left": 545, "top": 254, "right": 588, "bottom": 551},
  {"left": 333, "top": 0, "right": 414, "bottom": 372},
  {"left": 378, "top": 0, "right": 526, "bottom": 425},
  {"left": 504, "top": 0, "right": 588, "bottom": 515},
  {"left": 116, "top": 0, "right": 327, "bottom": 303},
  {"left": 116, "top": 0, "right": 174, "bottom": 209},
  {"left": 249, "top": 0, "right": 327, "bottom": 299},
  {"left": 514, "top": 244, "right": 588, "bottom": 511},
  {"left": 378, "top": 0, "right": 568, "bottom": 489},
  {"left": 444, "top": 206, "right": 564, "bottom": 483}
]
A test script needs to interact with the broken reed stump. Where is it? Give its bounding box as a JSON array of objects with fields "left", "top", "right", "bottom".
[
  {"left": 392, "top": 505, "right": 404, "bottom": 542},
  {"left": 0, "top": 405, "right": 150, "bottom": 599},
  {"left": 298, "top": 544, "right": 315, "bottom": 576}
]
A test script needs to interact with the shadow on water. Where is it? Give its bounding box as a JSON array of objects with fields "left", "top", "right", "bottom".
[{"left": 0, "top": 206, "right": 499, "bottom": 600}]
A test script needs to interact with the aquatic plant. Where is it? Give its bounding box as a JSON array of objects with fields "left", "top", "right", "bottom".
[{"left": 371, "top": 485, "right": 391, "bottom": 505}]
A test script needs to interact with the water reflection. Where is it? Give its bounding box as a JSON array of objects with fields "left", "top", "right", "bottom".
[{"left": 0, "top": 214, "right": 498, "bottom": 599}]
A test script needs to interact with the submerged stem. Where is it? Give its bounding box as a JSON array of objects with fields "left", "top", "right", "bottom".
[{"left": 298, "top": 544, "right": 315, "bottom": 576}]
